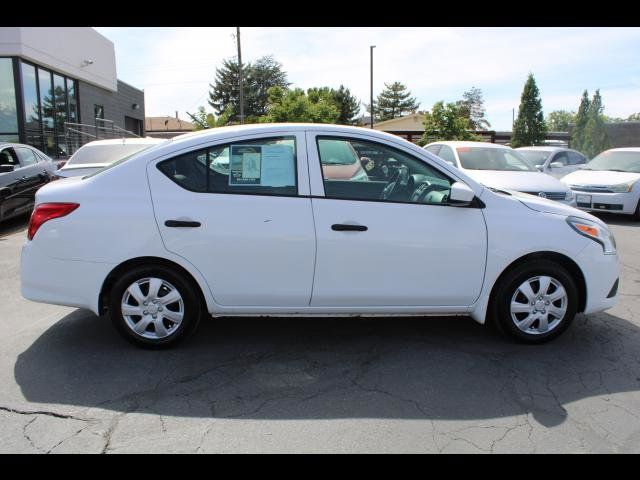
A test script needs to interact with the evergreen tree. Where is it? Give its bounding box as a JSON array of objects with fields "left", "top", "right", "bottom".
[
  {"left": 457, "top": 87, "right": 490, "bottom": 130},
  {"left": 208, "top": 56, "right": 289, "bottom": 122},
  {"left": 332, "top": 85, "right": 360, "bottom": 124},
  {"left": 582, "top": 89, "right": 610, "bottom": 158},
  {"left": 571, "top": 90, "right": 590, "bottom": 151},
  {"left": 376, "top": 82, "right": 419, "bottom": 121},
  {"left": 511, "top": 73, "right": 547, "bottom": 148}
]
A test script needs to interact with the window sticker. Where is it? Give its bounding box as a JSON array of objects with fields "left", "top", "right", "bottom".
[
  {"left": 261, "top": 144, "right": 295, "bottom": 186},
  {"left": 229, "top": 143, "right": 295, "bottom": 187},
  {"left": 229, "top": 145, "right": 262, "bottom": 185}
]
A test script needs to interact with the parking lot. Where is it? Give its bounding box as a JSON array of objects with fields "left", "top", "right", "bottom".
[{"left": 1, "top": 212, "right": 639, "bottom": 453}]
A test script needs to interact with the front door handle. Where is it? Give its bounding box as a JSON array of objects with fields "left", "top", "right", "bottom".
[
  {"left": 331, "top": 223, "right": 367, "bottom": 232},
  {"left": 165, "top": 220, "right": 201, "bottom": 228}
]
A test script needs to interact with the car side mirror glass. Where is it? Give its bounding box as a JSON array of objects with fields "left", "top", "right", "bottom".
[
  {"left": 0, "top": 164, "right": 15, "bottom": 173},
  {"left": 449, "top": 181, "right": 475, "bottom": 205}
]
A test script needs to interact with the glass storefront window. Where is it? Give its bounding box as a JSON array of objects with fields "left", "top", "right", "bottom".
[
  {"left": 38, "top": 68, "right": 54, "bottom": 130},
  {"left": 67, "top": 78, "right": 77, "bottom": 123},
  {"left": 21, "top": 62, "right": 42, "bottom": 150},
  {"left": 0, "top": 58, "right": 18, "bottom": 135}
]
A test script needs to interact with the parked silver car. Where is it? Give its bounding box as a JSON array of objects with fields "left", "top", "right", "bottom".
[{"left": 516, "top": 147, "right": 587, "bottom": 179}]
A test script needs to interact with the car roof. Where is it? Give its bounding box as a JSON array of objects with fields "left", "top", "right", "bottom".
[
  {"left": 165, "top": 123, "right": 418, "bottom": 150},
  {"left": 515, "top": 146, "right": 563, "bottom": 152},
  {"left": 79, "top": 137, "right": 165, "bottom": 147},
  {"left": 428, "top": 141, "right": 510, "bottom": 150},
  {"left": 0, "top": 142, "right": 44, "bottom": 150},
  {"left": 605, "top": 147, "right": 640, "bottom": 152}
]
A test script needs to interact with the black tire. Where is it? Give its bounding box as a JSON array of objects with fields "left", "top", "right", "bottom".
[
  {"left": 108, "top": 264, "right": 202, "bottom": 348},
  {"left": 489, "top": 259, "right": 578, "bottom": 344}
]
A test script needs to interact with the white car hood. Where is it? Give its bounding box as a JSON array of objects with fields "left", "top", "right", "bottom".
[
  {"left": 561, "top": 169, "right": 640, "bottom": 187},
  {"left": 464, "top": 170, "right": 569, "bottom": 193},
  {"left": 507, "top": 189, "right": 599, "bottom": 220}
]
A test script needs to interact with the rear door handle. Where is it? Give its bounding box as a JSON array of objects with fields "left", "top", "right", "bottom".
[
  {"left": 331, "top": 223, "right": 367, "bottom": 232},
  {"left": 165, "top": 220, "right": 201, "bottom": 228}
]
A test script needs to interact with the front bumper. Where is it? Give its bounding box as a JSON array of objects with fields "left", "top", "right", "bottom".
[
  {"left": 577, "top": 241, "right": 619, "bottom": 314},
  {"left": 571, "top": 190, "right": 638, "bottom": 215}
]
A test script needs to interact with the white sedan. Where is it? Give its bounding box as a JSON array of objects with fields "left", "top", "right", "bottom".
[
  {"left": 424, "top": 141, "right": 576, "bottom": 205},
  {"left": 21, "top": 124, "right": 619, "bottom": 348},
  {"left": 562, "top": 148, "right": 640, "bottom": 219},
  {"left": 56, "top": 137, "right": 165, "bottom": 178}
]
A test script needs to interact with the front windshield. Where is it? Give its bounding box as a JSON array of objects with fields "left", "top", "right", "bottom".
[
  {"left": 457, "top": 147, "right": 537, "bottom": 172},
  {"left": 517, "top": 150, "right": 552, "bottom": 167},
  {"left": 67, "top": 142, "right": 160, "bottom": 166},
  {"left": 585, "top": 150, "right": 640, "bottom": 173}
]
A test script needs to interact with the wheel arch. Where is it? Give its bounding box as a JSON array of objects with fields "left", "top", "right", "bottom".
[
  {"left": 488, "top": 251, "right": 587, "bottom": 316},
  {"left": 98, "top": 256, "right": 209, "bottom": 315}
]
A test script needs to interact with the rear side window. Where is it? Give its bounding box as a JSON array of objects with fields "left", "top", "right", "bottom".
[
  {"left": 436, "top": 145, "right": 457, "bottom": 166},
  {"left": 15, "top": 147, "right": 39, "bottom": 166},
  {"left": 157, "top": 136, "right": 297, "bottom": 196}
]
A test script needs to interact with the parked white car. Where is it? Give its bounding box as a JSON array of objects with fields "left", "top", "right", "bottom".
[
  {"left": 516, "top": 146, "right": 588, "bottom": 179},
  {"left": 424, "top": 141, "right": 576, "bottom": 205},
  {"left": 56, "top": 137, "right": 165, "bottom": 178},
  {"left": 21, "top": 124, "right": 618, "bottom": 348},
  {"left": 562, "top": 148, "right": 640, "bottom": 219}
]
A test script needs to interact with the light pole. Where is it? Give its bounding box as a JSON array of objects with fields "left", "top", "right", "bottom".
[
  {"left": 370, "top": 45, "right": 375, "bottom": 129},
  {"left": 237, "top": 27, "right": 244, "bottom": 125}
]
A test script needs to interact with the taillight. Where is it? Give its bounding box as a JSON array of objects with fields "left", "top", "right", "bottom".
[{"left": 28, "top": 203, "right": 79, "bottom": 240}]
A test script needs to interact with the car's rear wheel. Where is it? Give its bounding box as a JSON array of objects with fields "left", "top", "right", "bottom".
[
  {"left": 490, "top": 259, "right": 578, "bottom": 344},
  {"left": 108, "top": 265, "right": 202, "bottom": 348}
]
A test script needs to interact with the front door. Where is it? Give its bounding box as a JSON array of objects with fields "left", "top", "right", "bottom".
[
  {"left": 147, "top": 132, "right": 316, "bottom": 307},
  {"left": 306, "top": 132, "right": 487, "bottom": 307}
]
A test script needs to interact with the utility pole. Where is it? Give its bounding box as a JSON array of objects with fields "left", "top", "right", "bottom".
[
  {"left": 512, "top": 108, "right": 515, "bottom": 129},
  {"left": 370, "top": 45, "right": 375, "bottom": 129},
  {"left": 237, "top": 27, "right": 244, "bottom": 124}
]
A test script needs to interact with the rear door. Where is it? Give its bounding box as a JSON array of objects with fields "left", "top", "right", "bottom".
[
  {"left": 147, "top": 131, "right": 316, "bottom": 308},
  {"left": 14, "top": 147, "right": 50, "bottom": 198},
  {"left": 0, "top": 147, "right": 28, "bottom": 219}
]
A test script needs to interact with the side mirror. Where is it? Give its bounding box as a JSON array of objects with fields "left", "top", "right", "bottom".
[
  {"left": 0, "top": 164, "right": 15, "bottom": 173},
  {"left": 549, "top": 162, "right": 564, "bottom": 169},
  {"left": 449, "top": 181, "right": 475, "bottom": 205},
  {"left": 535, "top": 165, "right": 544, "bottom": 171}
]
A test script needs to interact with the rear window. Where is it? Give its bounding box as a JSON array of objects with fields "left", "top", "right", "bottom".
[{"left": 67, "top": 142, "right": 159, "bottom": 166}]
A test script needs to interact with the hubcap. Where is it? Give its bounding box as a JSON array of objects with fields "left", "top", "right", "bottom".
[
  {"left": 510, "top": 275, "right": 568, "bottom": 335},
  {"left": 121, "top": 277, "right": 184, "bottom": 340}
]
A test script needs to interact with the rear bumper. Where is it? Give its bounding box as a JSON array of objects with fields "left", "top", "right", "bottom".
[
  {"left": 21, "top": 241, "right": 114, "bottom": 315},
  {"left": 577, "top": 241, "right": 620, "bottom": 314},
  {"left": 572, "top": 190, "right": 638, "bottom": 215}
]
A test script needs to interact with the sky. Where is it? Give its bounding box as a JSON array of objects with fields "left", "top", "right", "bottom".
[{"left": 94, "top": 27, "right": 640, "bottom": 131}]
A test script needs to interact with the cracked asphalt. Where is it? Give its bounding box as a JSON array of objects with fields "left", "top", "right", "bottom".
[{"left": 1, "top": 212, "right": 640, "bottom": 453}]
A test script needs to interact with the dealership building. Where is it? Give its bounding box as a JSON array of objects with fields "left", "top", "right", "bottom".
[{"left": 0, "top": 27, "right": 145, "bottom": 158}]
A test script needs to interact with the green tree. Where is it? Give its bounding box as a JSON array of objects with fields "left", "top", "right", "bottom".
[
  {"left": 582, "top": 89, "right": 610, "bottom": 158},
  {"left": 627, "top": 112, "right": 640, "bottom": 121},
  {"left": 511, "top": 73, "right": 547, "bottom": 148},
  {"left": 190, "top": 105, "right": 235, "bottom": 130},
  {"left": 332, "top": 85, "right": 360, "bottom": 124},
  {"left": 571, "top": 90, "right": 590, "bottom": 151},
  {"left": 419, "top": 101, "right": 480, "bottom": 145},
  {"left": 376, "top": 82, "right": 419, "bottom": 121},
  {"left": 208, "top": 56, "right": 289, "bottom": 122},
  {"left": 457, "top": 87, "right": 490, "bottom": 130},
  {"left": 546, "top": 110, "right": 575, "bottom": 132},
  {"left": 260, "top": 86, "right": 339, "bottom": 123}
]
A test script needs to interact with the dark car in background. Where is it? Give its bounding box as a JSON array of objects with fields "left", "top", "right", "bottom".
[{"left": 0, "top": 143, "right": 55, "bottom": 223}]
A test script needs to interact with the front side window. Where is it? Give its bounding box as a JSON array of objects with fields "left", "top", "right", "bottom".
[
  {"left": 518, "top": 149, "right": 551, "bottom": 168},
  {"left": 437, "top": 145, "right": 457, "bottom": 166},
  {"left": 457, "top": 147, "right": 537, "bottom": 172},
  {"left": 158, "top": 136, "right": 297, "bottom": 196},
  {"left": 552, "top": 151, "right": 569, "bottom": 166},
  {"left": 317, "top": 137, "right": 453, "bottom": 205},
  {"left": 568, "top": 151, "right": 586, "bottom": 165},
  {"left": 0, "top": 148, "right": 19, "bottom": 168}
]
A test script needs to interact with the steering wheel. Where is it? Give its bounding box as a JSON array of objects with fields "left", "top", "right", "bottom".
[{"left": 380, "top": 166, "right": 409, "bottom": 200}]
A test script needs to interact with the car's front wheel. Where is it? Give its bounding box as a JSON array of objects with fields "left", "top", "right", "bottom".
[
  {"left": 490, "top": 259, "right": 578, "bottom": 343},
  {"left": 108, "top": 265, "right": 202, "bottom": 348}
]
